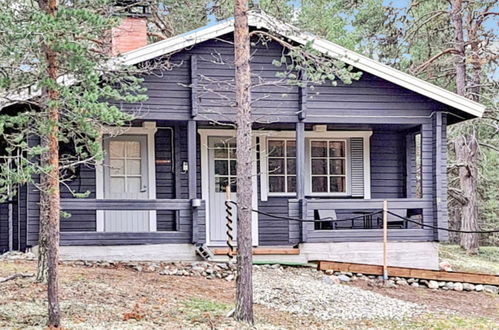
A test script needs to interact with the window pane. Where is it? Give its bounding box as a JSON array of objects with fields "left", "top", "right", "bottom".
[
  {"left": 127, "top": 159, "right": 141, "bottom": 175},
  {"left": 229, "top": 177, "right": 237, "bottom": 193},
  {"left": 230, "top": 160, "right": 237, "bottom": 175},
  {"left": 312, "top": 176, "right": 328, "bottom": 192},
  {"left": 330, "top": 176, "right": 346, "bottom": 192},
  {"left": 329, "top": 159, "right": 345, "bottom": 175},
  {"left": 287, "top": 176, "right": 296, "bottom": 192},
  {"left": 127, "top": 177, "right": 141, "bottom": 192},
  {"left": 110, "top": 159, "right": 124, "bottom": 175},
  {"left": 286, "top": 141, "right": 296, "bottom": 157},
  {"left": 311, "top": 159, "right": 327, "bottom": 175},
  {"left": 213, "top": 143, "right": 228, "bottom": 158},
  {"left": 269, "top": 158, "right": 285, "bottom": 174},
  {"left": 215, "top": 160, "right": 228, "bottom": 175},
  {"left": 287, "top": 159, "right": 296, "bottom": 174},
  {"left": 268, "top": 140, "right": 285, "bottom": 157},
  {"left": 215, "top": 176, "right": 229, "bottom": 192},
  {"left": 126, "top": 141, "right": 141, "bottom": 158},
  {"left": 269, "top": 176, "right": 285, "bottom": 192},
  {"left": 109, "top": 141, "right": 125, "bottom": 158},
  {"left": 228, "top": 146, "right": 237, "bottom": 158},
  {"left": 329, "top": 141, "right": 345, "bottom": 157},
  {"left": 311, "top": 141, "right": 327, "bottom": 157},
  {"left": 110, "top": 177, "right": 125, "bottom": 193}
]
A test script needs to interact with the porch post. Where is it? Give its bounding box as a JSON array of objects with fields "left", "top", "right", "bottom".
[
  {"left": 187, "top": 120, "right": 197, "bottom": 199},
  {"left": 296, "top": 122, "right": 307, "bottom": 242},
  {"left": 188, "top": 120, "right": 198, "bottom": 243},
  {"left": 296, "top": 122, "right": 305, "bottom": 200},
  {"left": 433, "top": 112, "right": 448, "bottom": 241}
]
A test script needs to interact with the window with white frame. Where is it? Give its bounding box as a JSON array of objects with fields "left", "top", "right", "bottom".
[
  {"left": 310, "top": 140, "right": 347, "bottom": 193},
  {"left": 267, "top": 139, "right": 296, "bottom": 193}
]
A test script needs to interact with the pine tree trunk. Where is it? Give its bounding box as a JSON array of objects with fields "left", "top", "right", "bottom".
[
  {"left": 233, "top": 0, "right": 253, "bottom": 323},
  {"left": 450, "top": 0, "right": 480, "bottom": 253},
  {"left": 39, "top": 0, "right": 61, "bottom": 326},
  {"left": 36, "top": 166, "right": 49, "bottom": 283}
]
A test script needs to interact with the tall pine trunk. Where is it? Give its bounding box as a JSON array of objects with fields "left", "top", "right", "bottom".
[
  {"left": 450, "top": 0, "right": 479, "bottom": 253},
  {"left": 233, "top": 0, "right": 253, "bottom": 323},
  {"left": 39, "top": 0, "right": 61, "bottom": 325}
]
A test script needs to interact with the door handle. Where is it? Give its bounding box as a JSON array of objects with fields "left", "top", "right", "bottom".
[{"left": 140, "top": 185, "right": 148, "bottom": 192}]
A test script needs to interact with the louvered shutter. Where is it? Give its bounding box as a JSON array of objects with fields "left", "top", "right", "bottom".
[{"left": 350, "top": 137, "right": 364, "bottom": 197}]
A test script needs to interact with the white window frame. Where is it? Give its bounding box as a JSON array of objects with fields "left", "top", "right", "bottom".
[
  {"left": 266, "top": 138, "right": 297, "bottom": 196},
  {"left": 95, "top": 121, "right": 157, "bottom": 232},
  {"left": 259, "top": 130, "right": 372, "bottom": 201},
  {"left": 309, "top": 138, "right": 349, "bottom": 196}
]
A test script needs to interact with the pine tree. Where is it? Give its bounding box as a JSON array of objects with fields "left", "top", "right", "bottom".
[{"left": 0, "top": 0, "right": 147, "bottom": 326}]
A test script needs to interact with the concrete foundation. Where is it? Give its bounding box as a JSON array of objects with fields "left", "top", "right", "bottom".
[{"left": 54, "top": 241, "right": 439, "bottom": 269}]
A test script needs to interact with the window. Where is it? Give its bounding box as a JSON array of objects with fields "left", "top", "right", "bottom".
[
  {"left": 213, "top": 141, "right": 237, "bottom": 193},
  {"left": 310, "top": 140, "right": 346, "bottom": 193},
  {"left": 267, "top": 139, "right": 296, "bottom": 193}
]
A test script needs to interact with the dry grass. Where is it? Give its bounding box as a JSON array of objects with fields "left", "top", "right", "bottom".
[
  {"left": 439, "top": 244, "right": 499, "bottom": 274},
  {"left": 0, "top": 260, "right": 497, "bottom": 329}
]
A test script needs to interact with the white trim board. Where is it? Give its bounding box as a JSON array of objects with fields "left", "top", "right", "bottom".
[
  {"left": 96, "top": 121, "right": 158, "bottom": 232},
  {"left": 119, "top": 12, "right": 484, "bottom": 118}
]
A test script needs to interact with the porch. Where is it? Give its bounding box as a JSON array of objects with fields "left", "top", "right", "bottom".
[{"left": 53, "top": 114, "right": 448, "bottom": 248}]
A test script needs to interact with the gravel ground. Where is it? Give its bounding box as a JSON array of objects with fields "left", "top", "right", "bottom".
[{"left": 253, "top": 266, "right": 424, "bottom": 321}]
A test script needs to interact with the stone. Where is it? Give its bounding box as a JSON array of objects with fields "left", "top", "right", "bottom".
[
  {"left": 323, "top": 275, "right": 340, "bottom": 285},
  {"left": 427, "top": 280, "right": 439, "bottom": 289},
  {"left": 337, "top": 275, "right": 351, "bottom": 282},
  {"left": 340, "top": 272, "right": 353, "bottom": 277},
  {"left": 439, "top": 261, "right": 453, "bottom": 272},
  {"left": 438, "top": 281, "right": 446, "bottom": 287},
  {"left": 325, "top": 269, "right": 335, "bottom": 275},
  {"left": 444, "top": 282, "right": 454, "bottom": 290},
  {"left": 453, "top": 283, "right": 463, "bottom": 291},
  {"left": 225, "top": 274, "right": 234, "bottom": 281},
  {"left": 396, "top": 279, "right": 408, "bottom": 286},
  {"left": 475, "top": 285, "right": 484, "bottom": 292},
  {"left": 410, "top": 282, "right": 419, "bottom": 288},
  {"left": 385, "top": 280, "right": 396, "bottom": 288},
  {"left": 483, "top": 285, "right": 498, "bottom": 294},
  {"left": 463, "top": 283, "right": 475, "bottom": 291},
  {"left": 356, "top": 273, "right": 364, "bottom": 277},
  {"left": 271, "top": 264, "right": 281, "bottom": 269}
]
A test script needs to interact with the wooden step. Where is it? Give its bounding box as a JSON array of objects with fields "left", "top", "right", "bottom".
[
  {"left": 212, "top": 247, "right": 300, "bottom": 256},
  {"left": 315, "top": 260, "right": 499, "bottom": 286}
]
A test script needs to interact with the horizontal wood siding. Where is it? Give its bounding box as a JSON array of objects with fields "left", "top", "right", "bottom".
[
  {"left": 258, "top": 198, "right": 290, "bottom": 246},
  {"left": 0, "top": 201, "right": 8, "bottom": 252},
  {"left": 370, "top": 129, "right": 407, "bottom": 198}
]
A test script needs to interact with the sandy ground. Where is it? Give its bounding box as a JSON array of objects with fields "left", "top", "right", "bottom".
[{"left": 0, "top": 260, "right": 497, "bottom": 329}]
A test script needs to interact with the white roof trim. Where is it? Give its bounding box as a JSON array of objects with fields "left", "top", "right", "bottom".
[
  {"left": 1, "top": 12, "right": 486, "bottom": 118},
  {"left": 117, "top": 12, "right": 485, "bottom": 118}
]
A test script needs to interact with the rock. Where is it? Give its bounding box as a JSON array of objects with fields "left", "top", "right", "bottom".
[
  {"left": 444, "top": 282, "right": 455, "bottom": 290},
  {"left": 340, "top": 272, "right": 353, "bottom": 277},
  {"left": 385, "top": 280, "right": 396, "bottom": 288},
  {"left": 483, "top": 285, "right": 498, "bottom": 294},
  {"left": 225, "top": 274, "right": 234, "bottom": 281},
  {"left": 463, "top": 283, "right": 475, "bottom": 291},
  {"left": 438, "top": 281, "right": 446, "bottom": 287},
  {"left": 396, "top": 279, "right": 408, "bottom": 286},
  {"left": 474, "top": 284, "right": 484, "bottom": 292},
  {"left": 271, "top": 264, "right": 281, "bottom": 269},
  {"left": 439, "top": 261, "right": 453, "bottom": 272},
  {"left": 427, "top": 280, "right": 439, "bottom": 289},
  {"left": 453, "top": 283, "right": 463, "bottom": 291},
  {"left": 323, "top": 275, "right": 340, "bottom": 285},
  {"left": 407, "top": 278, "right": 416, "bottom": 283},
  {"left": 325, "top": 269, "right": 335, "bottom": 275},
  {"left": 337, "top": 275, "right": 351, "bottom": 282},
  {"left": 356, "top": 273, "right": 364, "bottom": 277},
  {"left": 411, "top": 282, "right": 419, "bottom": 288}
]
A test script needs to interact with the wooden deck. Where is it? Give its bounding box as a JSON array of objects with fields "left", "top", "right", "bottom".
[
  {"left": 316, "top": 260, "right": 499, "bottom": 286},
  {"left": 212, "top": 247, "right": 300, "bottom": 256}
]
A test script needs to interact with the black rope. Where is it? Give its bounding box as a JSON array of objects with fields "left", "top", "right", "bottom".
[
  {"left": 227, "top": 201, "right": 499, "bottom": 234},
  {"left": 386, "top": 211, "right": 499, "bottom": 234},
  {"left": 228, "top": 201, "right": 382, "bottom": 223}
]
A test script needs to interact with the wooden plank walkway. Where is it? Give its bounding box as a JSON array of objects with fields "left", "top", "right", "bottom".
[
  {"left": 213, "top": 247, "right": 300, "bottom": 256},
  {"left": 316, "top": 260, "right": 499, "bottom": 286}
]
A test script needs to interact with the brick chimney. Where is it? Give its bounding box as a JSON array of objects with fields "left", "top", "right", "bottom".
[{"left": 111, "top": 1, "right": 149, "bottom": 56}]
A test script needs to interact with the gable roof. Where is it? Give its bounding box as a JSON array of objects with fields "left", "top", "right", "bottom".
[
  {"left": 119, "top": 11, "right": 485, "bottom": 118},
  {"left": 1, "top": 11, "right": 486, "bottom": 118}
]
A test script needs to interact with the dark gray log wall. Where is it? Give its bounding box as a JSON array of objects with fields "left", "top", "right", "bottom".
[
  {"left": 0, "top": 201, "right": 8, "bottom": 253},
  {"left": 19, "top": 32, "right": 452, "bottom": 249}
]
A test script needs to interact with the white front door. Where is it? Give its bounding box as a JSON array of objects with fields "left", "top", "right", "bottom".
[
  {"left": 103, "top": 135, "right": 152, "bottom": 232},
  {"left": 207, "top": 136, "right": 258, "bottom": 246}
]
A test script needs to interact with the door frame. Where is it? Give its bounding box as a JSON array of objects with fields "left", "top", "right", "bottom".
[
  {"left": 95, "top": 121, "right": 157, "bottom": 232},
  {"left": 199, "top": 129, "right": 259, "bottom": 246}
]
